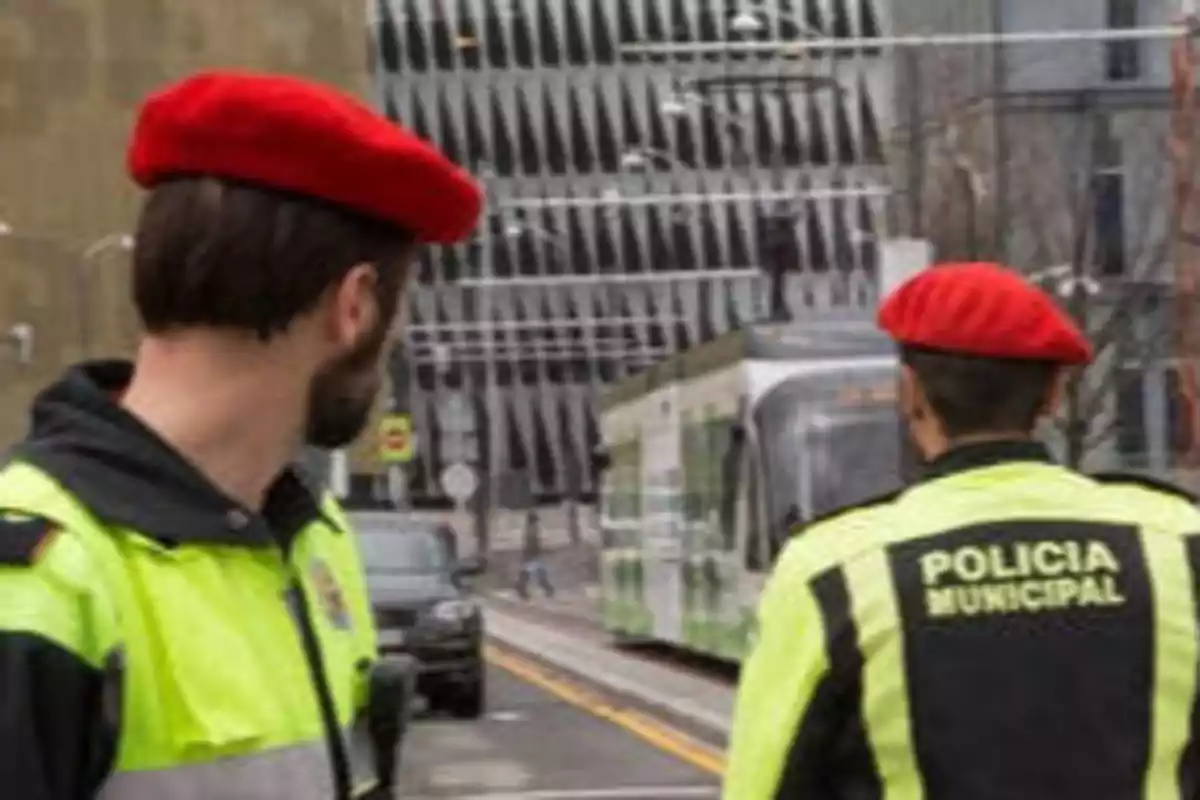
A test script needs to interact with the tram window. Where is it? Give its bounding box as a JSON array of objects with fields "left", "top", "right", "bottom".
[
  {"left": 718, "top": 423, "right": 742, "bottom": 552},
  {"left": 767, "top": 504, "right": 801, "bottom": 563},
  {"left": 744, "top": 453, "right": 769, "bottom": 573},
  {"left": 682, "top": 414, "right": 707, "bottom": 522}
]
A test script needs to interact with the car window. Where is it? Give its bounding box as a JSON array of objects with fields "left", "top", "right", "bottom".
[{"left": 357, "top": 529, "right": 449, "bottom": 574}]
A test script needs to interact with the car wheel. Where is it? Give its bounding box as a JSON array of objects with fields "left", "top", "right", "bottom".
[{"left": 447, "top": 671, "right": 486, "bottom": 719}]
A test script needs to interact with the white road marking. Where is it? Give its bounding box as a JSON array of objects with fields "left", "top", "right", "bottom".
[
  {"left": 406, "top": 785, "right": 718, "bottom": 800},
  {"left": 428, "top": 758, "right": 533, "bottom": 789}
]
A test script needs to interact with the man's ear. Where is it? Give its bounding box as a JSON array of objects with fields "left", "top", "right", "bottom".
[
  {"left": 899, "top": 364, "right": 925, "bottom": 421},
  {"left": 326, "top": 263, "right": 378, "bottom": 347}
]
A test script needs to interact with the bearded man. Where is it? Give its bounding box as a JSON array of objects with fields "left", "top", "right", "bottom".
[{"left": 0, "top": 70, "right": 481, "bottom": 800}]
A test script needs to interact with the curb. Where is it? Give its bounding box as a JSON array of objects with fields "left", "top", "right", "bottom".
[
  {"left": 484, "top": 590, "right": 603, "bottom": 628},
  {"left": 482, "top": 601, "right": 733, "bottom": 738}
]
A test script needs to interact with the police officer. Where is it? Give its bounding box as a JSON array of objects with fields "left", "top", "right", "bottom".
[
  {"left": 0, "top": 71, "right": 481, "bottom": 799},
  {"left": 724, "top": 263, "right": 1200, "bottom": 799}
]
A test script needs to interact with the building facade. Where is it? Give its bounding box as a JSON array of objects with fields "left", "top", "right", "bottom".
[
  {"left": 889, "top": 0, "right": 1191, "bottom": 474},
  {"left": 371, "top": 0, "right": 893, "bottom": 507}
]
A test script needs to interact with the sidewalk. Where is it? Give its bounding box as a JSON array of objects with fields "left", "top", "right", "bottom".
[
  {"left": 483, "top": 601, "right": 735, "bottom": 737},
  {"left": 487, "top": 584, "right": 602, "bottom": 627},
  {"left": 480, "top": 541, "right": 603, "bottom": 628}
]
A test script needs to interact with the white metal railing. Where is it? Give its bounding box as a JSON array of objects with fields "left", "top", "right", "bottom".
[
  {"left": 404, "top": 316, "right": 685, "bottom": 334},
  {"left": 496, "top": 186, "right": 890, "bottom": 212},
  {"left": 618, "top": 25, "right": 1194, "bottom": 58},
  {"left": 456, "top": 267, "right": 766, "bottom": 288}
]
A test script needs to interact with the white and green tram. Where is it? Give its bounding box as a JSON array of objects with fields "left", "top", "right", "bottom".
[{"left": 596, "top": 322, "right": 913, "bottom": 661}]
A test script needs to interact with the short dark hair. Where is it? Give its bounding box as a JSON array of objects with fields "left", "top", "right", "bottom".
[
  {"left": 901, "top": 346, "right": 1059, "bottom": 438},
  {"left": 132, "top": 178, "right": 416, "bottom": 339}
]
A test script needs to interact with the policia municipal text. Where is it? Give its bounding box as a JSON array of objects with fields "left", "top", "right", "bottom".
[
  {"left": 0, "top": 72, "right": 482, "bottom": 799},
  {"left": 723, "top": 264, "right": 1200, "bottom": 800}
]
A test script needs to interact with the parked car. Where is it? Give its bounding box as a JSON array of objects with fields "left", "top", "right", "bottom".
[{"left": 356, "top": 523, "right": 487, "bottom": 718}]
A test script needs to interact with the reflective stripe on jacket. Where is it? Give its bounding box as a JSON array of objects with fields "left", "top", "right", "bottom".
[{"left": 0, "top": 460, "right": 380, "bottom": 799}]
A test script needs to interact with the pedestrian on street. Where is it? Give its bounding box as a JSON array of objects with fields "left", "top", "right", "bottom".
[
  {"left": 723, "top": 263, "right": 1200, "bottom": 798},
  {"left": 517, "top": 508, "right": 554, "bottom": 599},
  {"left": 0, "top": 70, "right": 481, "bottom": 800}
]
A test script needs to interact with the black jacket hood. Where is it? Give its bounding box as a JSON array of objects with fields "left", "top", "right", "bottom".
[{"left": 16, "top": 360, "right": 327, "bottom": 548}]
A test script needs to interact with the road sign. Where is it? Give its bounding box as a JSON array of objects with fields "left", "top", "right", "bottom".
[
  {"left": 440, "top": 462, "right": 478, "bottom": 502},
  {"left": 379, "top": 414, "right": 415, "bottom": 463}
]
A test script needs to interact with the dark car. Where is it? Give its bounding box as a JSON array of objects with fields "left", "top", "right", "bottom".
[{"left": 357, "top": 524, "right": 486, "bottom": 718}]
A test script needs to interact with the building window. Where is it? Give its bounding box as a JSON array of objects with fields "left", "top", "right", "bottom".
[
  {"left": 1165, "top": 365, "right": 1199, "bottom": 460},
  {"left": 1092, "top": 172, "right": 1126, "bottom": 276},
  {"left": 1105, "top": 0, "right": 1140, "bottom": 81},
  {"left": 1091, "top": 117, "right": 1125, "bottom": 276},
  {"left": 1114, "top": 366, "right": 1147, "bottom": 459}
]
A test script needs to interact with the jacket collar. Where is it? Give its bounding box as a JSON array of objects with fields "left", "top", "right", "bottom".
[
  {"left": 919, "top": 439, "right": 1055, "bottom": 483},
  {"left": 16, "top": 360, "right": 339, "bottom": 550}
]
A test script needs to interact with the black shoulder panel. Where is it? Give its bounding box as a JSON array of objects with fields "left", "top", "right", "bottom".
[
  {"left": 791, "top": 488, "right": 903, "bottom": 537},
  {"left": 1090, "top": 471, "right": 1199, "bottom": 504},
  {"left": 0, "top": 512, "right": 58, "bottom": 566}
]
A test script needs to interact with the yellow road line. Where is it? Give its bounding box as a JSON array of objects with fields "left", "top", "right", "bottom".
[{"left": 485, "top": 644, "right": 726, "bottom": 777}]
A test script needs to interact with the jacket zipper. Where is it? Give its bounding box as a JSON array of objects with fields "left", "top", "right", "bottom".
[{"left": 284, "top": 578, "right": 352, "bottom": 800}]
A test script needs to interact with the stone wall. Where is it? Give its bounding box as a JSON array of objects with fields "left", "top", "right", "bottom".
[{"left": 0, "top": 0, "right": 379, "bottom": 466}]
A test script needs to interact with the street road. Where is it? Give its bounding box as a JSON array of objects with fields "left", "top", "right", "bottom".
[{"left": 396, "top": 653, "right": 723, "bottom": 799}]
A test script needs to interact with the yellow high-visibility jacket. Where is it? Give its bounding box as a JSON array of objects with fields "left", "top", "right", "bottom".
[{"left": 724, "top": 440, "right": 1200, "bottom": 800}]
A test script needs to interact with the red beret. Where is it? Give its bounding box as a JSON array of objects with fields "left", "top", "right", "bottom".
[
  {"left": 877, "top": 262, "right": 1093, "bottom": 364},
  {"left": 127, "top": 70, "right": 483, "bottom": 244}
]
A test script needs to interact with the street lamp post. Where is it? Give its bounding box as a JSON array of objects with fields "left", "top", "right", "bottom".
[{"left": 477, "top": 162, "right": 502, "bottom": 553}]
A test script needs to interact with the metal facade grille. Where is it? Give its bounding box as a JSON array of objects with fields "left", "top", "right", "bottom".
[{"left": 369, "top": 0, "right": 890, "bottom": 505}]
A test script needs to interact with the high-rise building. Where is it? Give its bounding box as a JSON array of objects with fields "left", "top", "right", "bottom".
[{"left": 371, "top": 0, "right": 892, "bottom": 507}]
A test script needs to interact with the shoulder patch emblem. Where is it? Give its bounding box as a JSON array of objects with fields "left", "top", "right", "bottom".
[
  {"left": 309, "top": 557, "right": 352, "bottom": 630},
  {"left": 1090, "top": 471, "right": 1198, "bottom": 504},
  {"left": 0, "top": 511, "right": 58, "bottom": 566}
]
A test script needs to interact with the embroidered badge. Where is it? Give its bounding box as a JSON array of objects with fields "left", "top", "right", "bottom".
[{"left": 310, "top": 558, "right": 352, "bottom": 630}]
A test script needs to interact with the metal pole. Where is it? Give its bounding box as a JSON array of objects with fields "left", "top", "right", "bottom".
[
  {"left": 619, "top": 25, "right": 1192, "bottom": 59},
  {"left": 1065, "top": 92, "right": 1096, "bottom": 469},
  {"left": 499, "top": 187, "right": 889, "bottom": 212},
  {"left": 991, "top": 0, "right": 1010, "bottom": 264},
  {"left": 479, "top": 174, "right": 500, "bottom": 554},
  {"left": 405, "top": 316, "right": 686, "bottom": 333},
  {"left": 458, "top": 267, "right": 775, "bottom": 288},
  {"left": 904, "top": 48, "right": 925, "bottom": 239}
]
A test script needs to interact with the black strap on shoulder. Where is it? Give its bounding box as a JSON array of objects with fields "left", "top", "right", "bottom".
[
  {"left": 0, "top": 511, "right": 58, "bottom": 566},
  {"left": 1090, "top": 471, "right": 1199, "bottom": 504},
  {"left": 792, "top": 488, "right": 903, "bottom": 537}
]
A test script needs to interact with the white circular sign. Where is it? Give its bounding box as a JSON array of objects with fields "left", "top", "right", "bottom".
[{"left": 440, "top": 462, "right": 478, "bottom": 502}]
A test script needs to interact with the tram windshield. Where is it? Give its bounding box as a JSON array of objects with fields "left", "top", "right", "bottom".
[{"left": 753, "top": 370, "right": 909, "bottom": 546}]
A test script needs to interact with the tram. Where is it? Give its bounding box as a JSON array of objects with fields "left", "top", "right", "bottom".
[{"left": 596, "top": 322, "right": 911, "bottom": 660}]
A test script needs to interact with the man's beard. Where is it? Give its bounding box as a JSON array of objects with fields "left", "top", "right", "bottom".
[{"left": 304, "top": 316, "right": 389, "bottom": 449}]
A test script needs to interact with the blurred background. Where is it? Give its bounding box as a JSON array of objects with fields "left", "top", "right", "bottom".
[{"left": 3, "top": 0, "right": 1200, "bottom": 584}]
